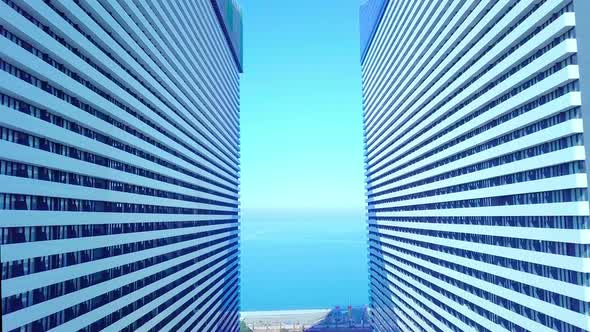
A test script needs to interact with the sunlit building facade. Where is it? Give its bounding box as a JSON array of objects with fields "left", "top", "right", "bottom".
[
  {"left": 360, "top": 0, "right": 590, "bottom": 331},
  {"left": 0, "top": 0, "right": 242, "bottom": 331}
]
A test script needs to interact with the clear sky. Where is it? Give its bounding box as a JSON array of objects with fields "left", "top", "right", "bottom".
[
  {"left": 238, "top": 1, "right": 369, "bottom": 310},
  {"left": 239, "top": 0, "right": 366, "bottom": 213}
]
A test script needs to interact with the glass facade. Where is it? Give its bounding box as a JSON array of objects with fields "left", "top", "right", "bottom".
[
  {"left": 0, "top": 0, "right": 242, "bottom": 331},
  {"left": 360, "top": 0, "right": 590, "bottom": 331}
]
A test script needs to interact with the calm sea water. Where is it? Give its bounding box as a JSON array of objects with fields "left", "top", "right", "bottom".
[{"left": 240, "top": 210, "right": 369, "bottom": 311}]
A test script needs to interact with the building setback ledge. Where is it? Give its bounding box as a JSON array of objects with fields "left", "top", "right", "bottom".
[
  {"left": 210, "top": 0, "right": 244, "bottom": 72},
  {"left": 359, "top": 0, "right": 388, "bottom": 64}
]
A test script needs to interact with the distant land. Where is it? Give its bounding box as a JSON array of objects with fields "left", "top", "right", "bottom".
[{"left": 240, "top": 307, "right": 371, "bottom": 332}]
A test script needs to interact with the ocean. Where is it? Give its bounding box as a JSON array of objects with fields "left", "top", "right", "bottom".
[{"left": 240, "top": 210, "right": 369, "bottom": 311}]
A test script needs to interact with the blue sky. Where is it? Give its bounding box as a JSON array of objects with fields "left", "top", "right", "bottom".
[
  {"left": 239, "top": 0, "right": 366, "bottom": 213},
  {"left": 238, "top": 1, "right": 369, "bottom": 310}
]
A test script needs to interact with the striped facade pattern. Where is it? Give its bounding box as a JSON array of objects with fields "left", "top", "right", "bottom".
[
  {"left": 360, "top": 0, "right": 590, "bottom": 331},
  {"left": 0, "top": 0, "right": 241, "bottom": 331}
]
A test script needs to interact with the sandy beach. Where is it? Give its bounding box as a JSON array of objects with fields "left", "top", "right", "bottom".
[{"left": 240, "top": 309, "right": 331, "bottom": 331}]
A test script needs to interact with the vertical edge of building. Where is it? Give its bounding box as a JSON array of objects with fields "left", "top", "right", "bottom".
[
  {"left": 359, "top": 0, "right": 390, "bottom": 330},
  {"left": 0, "top": 0, "right": 243, "bottom": 331},
  {"left": 573, "top": 0, "right": 590, "bottom": 182}
]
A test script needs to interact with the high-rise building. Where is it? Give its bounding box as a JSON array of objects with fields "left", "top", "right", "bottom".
[
  {"left": 360, "top": 0, "right": 590, "bottom": 331},
  {"left": 0, "top": 0, "right": 242, "bottom": 331}
]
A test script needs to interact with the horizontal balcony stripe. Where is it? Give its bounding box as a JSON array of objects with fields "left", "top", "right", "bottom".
[
  {"left": 369, "top": 233, "right": 590, "bottom": 300},
  {"left": 2, "top": 234, "right": 237, "bottom": 297},
  {"left": 370, "top": 118, "right": 584, "bottom": 188},
  {"left": 108, "top": 0, "right": 240, "bottom": 147},
  {"left": 366, "top": 13, "right": 573, "bottom": 159},
  {"left": 107, "top": 0, "right": 241, "bottom": 134},
  {"left": 372, "top": 174, "right": 587, "bottom": 208},
  {"left": 0, "top": 45, "right": 237, "bottom": 185},
  {"left": 364, "top": 0, "right": 517, "bottom": 127},
  {"left": 182, "top": 0, "right": 241, "bottom": 111},
  {"left": 179, "top": 0, "right": 240, "bottom": 87},
  {"left": 365, "top": 4, "right": 573, "bottom": 151},
  {"left": 0, "top": 209, "right": 234, "bottom": 227},
  {"left": 100, "top": 258, "right": 237, "bottom": 332},
  {"left": 371, "top": 145, "right": 585, "bottom": 197},
  {"left": 0, "top": 140, "right": 236, "bottom": 203},
  {"left": 365, "top": 1, "right": 534, "bottom": 128},
  {"left": 112, "top": 0, "right": 240, "bottom": 146},
  {"left": 0, "top": 100, "right": 237, "bottom": 192},
  {"left": 371, "top": 219, "right": 590, "bottom": 245},
  {"left": 114, "top": 270, "right": 237, "bottom": 331},
  {"left": 362, "top": 0, "right": 436, "bottom": 117},
  {"left": 1, "top": 224, "right": 233, "bottom": 261},
  {"left": 373, "top": 246, "right": 590, "bottom": 328},
  {"left": 0, "top": 175, "right": 236, "bottom": 212},
  {"left": 190, "top": 281, "right": 239, "bottom": 331},
  {"left": 370, "top": 262, "right": 490, "bottom": 332},
  {"left": 98, "top": 0, "right": 239, "bottom": 125},
  {"left": 377, "top": 201, "right": 590, "bottom": 218},
  {"left": 164, "top": 273, "right": 230, "bottom": 331},
  {"left": 368, "top": 78, "right": 580, "bottom": 179},
  {"left": 362, "top": 0, "right": 415, "bottom": 84},
  {"left": 3, "top": 246, "right": 235, "bottom": 330},
  {"left": 362, "top": 0, "right": 479, "bottom": 103},
  {"left": 146, "top": 0, "right": 239, "bottom": 137},
  {"left": 362, "top": 0, "right": 420, "bottom": 87},
  {"left": 368, "top": 41, "right": 578, "bottom": 166},
  {"left": 37, "top": 0, "right": 240, "bottom": 159},
  {"left": 374, "top": 247, "right": 590, "bottom": 330},
  {"left": 371, "top": 259, "right": 555, "bottom": 332},
  {"left": 371, "top": 229, "right": 590, "bottom": 272},
  {"left": 370, "top": 291, "right": 430, "bottom": 332},
  {"left": 48, "top": 254, "right": 237, "bottom": 332},
  {"left": 4, "top": 0, "right": 239, "bottom": 168},
  {"left": 369, "top": 272, "right": 453, "bottom": 332},
  {"left": 372, "top": 155, "right": 585, "bottom": 204}
]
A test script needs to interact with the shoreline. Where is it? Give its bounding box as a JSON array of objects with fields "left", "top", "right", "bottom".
[
  {"left": 241, "top": 308, "right": 331, "bottom": 315},
  {"left": 240, "top": 309, "right": 331, "bottom": 329}
]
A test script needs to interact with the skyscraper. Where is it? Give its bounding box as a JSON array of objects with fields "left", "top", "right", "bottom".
[
  {"left": 0, "top": 0, "right": 242, "bottom": 331},
  {"left": 360, "top": 0, "right": 590, "bottom": 331}
]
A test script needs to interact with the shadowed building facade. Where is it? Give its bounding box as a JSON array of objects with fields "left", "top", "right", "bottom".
[
  {"left": 0, "top": 0, "right": 242, "bottom": 331},
  {"left": 360, "top": 0, "right": 590, "bottom": 331}
]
